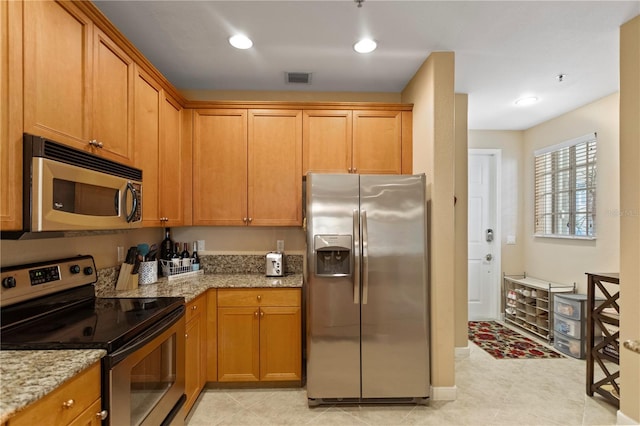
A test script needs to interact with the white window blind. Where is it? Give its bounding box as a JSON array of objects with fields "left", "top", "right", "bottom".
[{"left": 534, "top": 133, "right": 597, "bottom": 238}]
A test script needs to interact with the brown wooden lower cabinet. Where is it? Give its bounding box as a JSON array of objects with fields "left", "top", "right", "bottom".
[
  {"left": 7, "top": 362, "right": 101, "bottom": 426},
  {"left": 217, "top": 288, "right": 302, "bottom": 383},
  {"left": 184, "top": 293, "right": 207, "bottom": 414}
]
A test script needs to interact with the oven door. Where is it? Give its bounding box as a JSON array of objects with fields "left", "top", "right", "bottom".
[{"left": 106, "top": 306, "right": 185, "bottom": 426}]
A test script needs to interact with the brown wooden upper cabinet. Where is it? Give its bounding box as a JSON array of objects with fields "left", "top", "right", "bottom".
[
  {"left": 193, "top": 109, "right": 302, "bottom": 227},
  {"left": 303, "top": 109, "right": 412, "bottom": 175},
  {"left": 23, "top": 0, "right": 135, "bottom": 165},
  {"left": 134, "top": 68, "right": 190, "bottom": 227}
]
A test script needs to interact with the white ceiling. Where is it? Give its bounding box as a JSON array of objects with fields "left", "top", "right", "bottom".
[{"left": 94, "top": 0, "right": 640, "bottom": 130}]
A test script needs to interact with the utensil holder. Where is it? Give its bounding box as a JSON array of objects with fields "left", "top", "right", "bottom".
[{"left": 139, "top": 261, "right": 158, "bottom": 285}]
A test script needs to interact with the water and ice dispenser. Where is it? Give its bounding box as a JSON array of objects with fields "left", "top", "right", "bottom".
[{"left": 314, "top": 235, "right": 352, "bottom": 277}]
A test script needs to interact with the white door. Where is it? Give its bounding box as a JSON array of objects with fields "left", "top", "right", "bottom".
[{"left": 468, "top": 151, "right": 499, "bottom": 320}]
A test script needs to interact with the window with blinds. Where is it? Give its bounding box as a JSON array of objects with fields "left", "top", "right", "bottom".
[{"left": 534, "top": 133, "right": 597, "bottom": 238}]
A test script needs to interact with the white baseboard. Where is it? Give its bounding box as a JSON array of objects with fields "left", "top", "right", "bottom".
[
  {"left": 617, "top": 410, "right": 639, "bottom": 425},
  {"left": 455, "top": 345, "right": 471, "bottom": 358},
  {"left": 430, "top": 385, "right": 457, "bottom": 401}
]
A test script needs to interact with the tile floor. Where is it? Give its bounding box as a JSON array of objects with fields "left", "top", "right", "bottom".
[{"left": 186, "top": 328, "right": 618, "bottom": 426}]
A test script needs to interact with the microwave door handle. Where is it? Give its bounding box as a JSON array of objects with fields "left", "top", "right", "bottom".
[
  {"left": 114, "top": 190, "right": 120, "bottom": 215},
  {"left": 124, "top": 182, "right": 138, "bottom": 223}
]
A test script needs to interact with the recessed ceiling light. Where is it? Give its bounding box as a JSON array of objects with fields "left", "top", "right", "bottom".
[
  {"left": 514, "top": 96, "right": 538, "bottom": 106},
  {"left": 354, "top": 38, "right": 377, "bottom": 54},
  {"left": 229, "top": 34, "right": 253, "bottom": 50}
]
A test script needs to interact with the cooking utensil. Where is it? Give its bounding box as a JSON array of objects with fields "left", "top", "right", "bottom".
[{"left": 137, "top": 243, "right": 150, "bottom": 261}]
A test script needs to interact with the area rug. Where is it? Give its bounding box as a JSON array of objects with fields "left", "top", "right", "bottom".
[{"left": 468, "top": 321, "right": 564, "bottom": 359}]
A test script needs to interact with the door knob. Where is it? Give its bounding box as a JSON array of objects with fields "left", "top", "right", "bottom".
[{"left": 485, "top": 254, "right": 493, "bottom": 261}]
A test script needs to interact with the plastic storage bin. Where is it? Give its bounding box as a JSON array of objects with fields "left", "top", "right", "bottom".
[
  {"left": 554, "top": 295, "right": 584, "bottom": 320},
  {"left": 554, "top": 334, "right": 585, "bottom": 359},
  {"left": 554, "top": 315, "right": 581, "bottom": 339}
]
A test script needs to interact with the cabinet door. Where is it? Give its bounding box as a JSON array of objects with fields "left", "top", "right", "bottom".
[
  {"left": 217, "top": 307, "right": 260, "bottom": 382},
  {"left": 67, "top": 399, "right": 102, "bottom": 426},
  {"left": 0, "top": 0, "right": 22, "bottom": 231},
  {"left": 159, "top": 95, "right": 187, "bottom": 225},
  {"left": 302, "top": 110, "right": 352, "bottom": 174},
  {"left": 23, "top": 0, "right": 92, "bottom": 147},
  {"left": 259, "top": 306, "right": 302, "bottom": 381},
  {"left": 353, "top": 110, "right": 402, "bottom": 174},
  {"left": 206, "top": 290, "right": 218, "bottom": 382},
  {"left": 184, "top": 312, "right": 203, "bottom": 413},
  {"left": 92, "top": 27, "right": 134, "bottom": 164},
  {"left": 193, "top": 109, "right": 248, "bottom": 226},
  {"left": 248, "top": 109, "right": 302, "bottom": 226},
  {"left": 134, "top": 68, "right": 162, "bottom": 226}
]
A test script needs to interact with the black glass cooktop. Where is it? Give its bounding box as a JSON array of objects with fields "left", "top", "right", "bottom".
[{"left": 0, "top": 296, "right": 184, "bottom": 353}]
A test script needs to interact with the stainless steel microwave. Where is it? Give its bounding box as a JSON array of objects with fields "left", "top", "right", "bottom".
[{"left": 2, "top": 134, "right": 142, "bottom": 239}]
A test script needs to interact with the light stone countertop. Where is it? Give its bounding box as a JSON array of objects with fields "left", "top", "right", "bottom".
[
  {"left": 0, "top": 349, "right": 106, "bottom": 423},
  {"left": 98, "top": 272, "right": 303, "bottom": 302}
]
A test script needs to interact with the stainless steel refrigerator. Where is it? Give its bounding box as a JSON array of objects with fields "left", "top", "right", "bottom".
[{"left": 305, "top": 173, "right": 429, "bottom": 406}]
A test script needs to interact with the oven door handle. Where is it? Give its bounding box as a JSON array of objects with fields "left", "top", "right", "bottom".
[{"left": 106, "top": 305, "right": 185, "bottom": 367}]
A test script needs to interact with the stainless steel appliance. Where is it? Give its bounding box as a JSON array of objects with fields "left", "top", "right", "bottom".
[
  {"left": 2, "top": 133, "right": 142, "bottom": 240},
  {"left": 266, "top": 252, "right": 284, "bottom": 277},
  {"left": 305, "top": 173, "right": 429, "bottom": 405},
  {"left": 1, "top": 256, "right": 185, "bottom": 426}
]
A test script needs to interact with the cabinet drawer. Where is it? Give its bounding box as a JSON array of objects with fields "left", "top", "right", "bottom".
[
  {"left": 9, "top": 362, "right": 101, "bottom": 426},
  {"left": 218, "top": 288, "right": 300, "bottom": 307},
  {"left": 554, "top": 315, "right": 583, "bottom": 339},
  {"left": 553, "top": 295, "right": 585, "bottom": 320},
  {"left": 553, "top": 334, "right": 585, "bottom": 359},
  {"left": 186, "top": 294, "right": 206, "bottom": 323}
]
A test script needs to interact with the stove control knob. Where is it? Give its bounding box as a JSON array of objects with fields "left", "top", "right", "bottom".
[
  {"left": 83, "top": 266, "right": 94, "bottom": 276},
  {"left": 70, "top": 265, "right": 81, "bottom": 274},
  {"left": 2, "top": 276, "right": 16, "bottom": 289}
]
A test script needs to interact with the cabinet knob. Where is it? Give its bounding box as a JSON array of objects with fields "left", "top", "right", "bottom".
[
  {"left": 260, "top": 311, "right": 264, "bottom": 318},
  {"left": 348, "top": 168, "right": 352, "bottom": 173},
  {"left": 353, "top": 168, "right": 357, "bottom": 173},
  {"left": 62, "top": 399, "right": 75, "bottom": 409},
  {"left": 96, "top": 410, "right": 108, "bottom": 420},
  {"left": 191, "top": 305, "right": 197, "bottom": 310},
  {"left": 254, "top": 311, "right": 258, "bottom": 318},
  {"left": 185, "top": 333, "right": 189, "bottom": 339},
  {"left": 257, "top": 295, "right": 262, "bottom": 301},
  {"left": 243, "top": 217, "right": 248, "bottom": 223},
  {"left": 248, "top": 218, "right": 253, "bottom": 223}
]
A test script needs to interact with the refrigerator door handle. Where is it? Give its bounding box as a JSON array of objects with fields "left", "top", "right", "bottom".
[
  {"left": 361, "top": 209, "right": 369, "bottom": 305},
  {"left": 353, "top": 209, "right": 360, "bottom": 304}
]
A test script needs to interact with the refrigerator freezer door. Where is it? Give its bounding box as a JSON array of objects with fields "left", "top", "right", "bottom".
[
  {"left": 359, "top": 174, "right": 429, "bottom": 399},
  {"left": 306, "top": 174, "right": 361, "bottom": 399}
]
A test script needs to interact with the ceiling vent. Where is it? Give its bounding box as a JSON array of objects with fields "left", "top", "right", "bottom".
[{"left": 285, "top": 72, "right": 312, "bottom": 84}]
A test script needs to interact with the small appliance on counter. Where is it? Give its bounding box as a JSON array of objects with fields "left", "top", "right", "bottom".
[{"left": 266, "top": 252, "right": 284, "bottom": 277}]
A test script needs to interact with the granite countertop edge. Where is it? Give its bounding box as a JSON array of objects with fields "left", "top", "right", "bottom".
[
  {"left": 0, "top": 349, "right": 107, "bottom": 423},
  {"left": 98, "top": 272, "right": 304, "bottom": 302}
]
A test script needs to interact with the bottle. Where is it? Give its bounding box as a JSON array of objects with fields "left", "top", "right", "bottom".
[
  {"left": 181, "top": 242, "right": 190, "bottom": 259},
  {"left": 159, "top": 228, "right": 173, "bottom": 276},
  {"left": 191, "top": 242, "right": 200, "bottom": 271},
  {"left": 171, "top": 242, "right": 181, "bottom": 262}
]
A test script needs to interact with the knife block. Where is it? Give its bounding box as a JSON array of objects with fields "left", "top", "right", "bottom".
[{"left": 115, "top": 263, "right": 139, "bottom": 291}]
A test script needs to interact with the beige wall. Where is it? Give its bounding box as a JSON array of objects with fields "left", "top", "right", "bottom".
[
  {"left": 181, "top": 90, "right": 401, "bottom": 103},
  {"left": 454, "top": 94, "right": 469, "bottom": 349},
  {"left": 172, "top": 226, "right": 306, "bottom": 255},
  {"left": 0, "top": 228, "right": 162, "bottom": 269},
  {"left": 402, "top": 52, "right": 456, "bottom": 393},
  {"left": 619, "top": 14, "right": 640, "bottom": 424},
  {"left": 468, "top": 130, "right": 525, "bottom": 277},
  {"left": 522, "top": 94, "right": 620, "bottom": 294}
]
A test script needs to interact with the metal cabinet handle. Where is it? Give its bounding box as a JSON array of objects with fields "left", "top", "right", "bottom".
[
  {"left": 96, "top": 410, "right": 108, "bottom": 420},
  {"left": 62, "top": 399, "right": 75, "bottom": 409}
]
